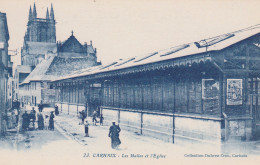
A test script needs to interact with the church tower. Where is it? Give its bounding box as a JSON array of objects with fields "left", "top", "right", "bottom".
[
  {"left": 21, "top": 3, "right": 57, "bottom": 67},
  {"left": 24, "top": 3, "right": 56, "bottom": 43}
]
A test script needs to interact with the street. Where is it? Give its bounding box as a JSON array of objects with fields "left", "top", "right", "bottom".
[{"left": 0, "top": 106, "right": 260, "bottom": 165}]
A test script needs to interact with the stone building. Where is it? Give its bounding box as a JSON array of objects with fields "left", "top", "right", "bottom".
[
  {"left": 17, "top": 3, "right": 100, "bottom": 106},
  {"left": 21, "top": 3, "right": 57, "bottom": 67},
  {"left": 0, "top": 12, "right": 12, "bottom": 135}
]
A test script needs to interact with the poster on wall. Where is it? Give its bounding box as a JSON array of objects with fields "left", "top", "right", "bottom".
[
  {"left": 202, "top": 79, "right": 219, "bottom": 99},
  {"left": 227, "top": 79, "right": 243, "bottom": 105}
]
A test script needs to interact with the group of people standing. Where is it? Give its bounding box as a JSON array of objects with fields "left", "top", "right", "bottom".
[{"left": 21, "top": 105, "right": 58, "bottom": 131}]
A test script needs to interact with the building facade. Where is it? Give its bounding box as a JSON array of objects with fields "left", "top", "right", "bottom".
[
  {"left": 0, "top": 12, "right": 12, "bottom": 135},
  {"left": 17, "top": 3, "right": 100, "bottom": 107},
  {"left": 52, "top": 25, "right": 260, "bottom": 145}
]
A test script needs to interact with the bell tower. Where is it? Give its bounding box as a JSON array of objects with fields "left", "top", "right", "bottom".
[{"left": 24, "top": 3, "right": 56, "bottom": 43}]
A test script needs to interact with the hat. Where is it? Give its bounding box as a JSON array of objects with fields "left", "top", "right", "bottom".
[{"left": 112, "top": 120, "right": 116, "bottom": 123}]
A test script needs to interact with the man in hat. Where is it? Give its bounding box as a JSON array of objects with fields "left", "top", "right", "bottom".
[{"left": 108, "top": 121, "right": 121, "bottom": 149}]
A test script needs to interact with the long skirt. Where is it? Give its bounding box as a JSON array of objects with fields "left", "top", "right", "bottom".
[
  {"left": 111, "top": 135, "right": 121, "bottom": 149},
  {"left": 49, "top": 120, "right": 54, "bottom": 130}
]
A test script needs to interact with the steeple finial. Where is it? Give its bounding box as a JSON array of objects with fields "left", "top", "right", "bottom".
[
  {"left": 46, "top": 8, "right": 50, "bottom": 20},
  {"left": 50, "top": 3, "right": 55, "bottom": 20},
  {"left": 33, "top": 2, "right": 37, "bottom": 18},
  {"left": 28, "top": 5, "right": 33, "bottom": 21},
  {"left": 71, "top": 30, "right": 74, "bottom": 36}
]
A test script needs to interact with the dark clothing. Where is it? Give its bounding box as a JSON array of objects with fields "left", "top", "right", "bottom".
[
  {"left": 100, "top": 115, "right": 104, "bottom": 126},
  {"left": 92, "top": 111, "right": 98, "bottom": 125},
  {"left": 49, "top": 113, "right": 55, "bottom": 130},
  {"left": 37, "top": 113, "right": 44, "bottom": 130},
  {"left": 38, "top": 104, "right": 43, "bottom": 112},
  {"left": 30, "top": 110, "right": 36, "bottom": 129},
  {"left": 108, "top": 124, "right": 121, "bottom": 149},
  {"left": 55, "top": 106, "right": 59, "bottom": 116},
  {"left": 22, "top": 113, "right": 29, "bottom": 130}
]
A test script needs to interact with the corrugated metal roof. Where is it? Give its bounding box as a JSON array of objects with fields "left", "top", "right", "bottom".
[{"left": 53, "top": 24, "right": 260, "bottom": 82}]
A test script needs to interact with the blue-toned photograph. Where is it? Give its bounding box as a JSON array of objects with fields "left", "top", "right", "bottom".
[{"left": 0, "top": 0, "right": 260, "bottom": 165}]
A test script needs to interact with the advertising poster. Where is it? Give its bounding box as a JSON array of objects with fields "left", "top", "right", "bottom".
[{"left": 227, "top": 79, "right": 243, "bottom": 105}]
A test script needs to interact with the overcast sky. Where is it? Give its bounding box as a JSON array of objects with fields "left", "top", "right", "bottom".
[{"left": 1, "top": 0, "right": 260, "bottom": 67}]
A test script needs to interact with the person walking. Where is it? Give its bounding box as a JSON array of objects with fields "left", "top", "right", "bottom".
[
  {"left": 49, "top": 112, "right": 55, "bottom": 130},
  {"left": 14, "top": 108, "right": 19, "bottom": 125},
  {"left": 92, "top": 110, "right": 98, "bottom": 125},
  {"left": 84, "top": 120, "right": 89, "bottom": 137},
  {"left": 54, "top": 105, "right": 59, "bottom": 116},
  {"left": 1, "top": 113, "right": 7, "bottom": 135},
  {"left": 108, "top": 121, "right": 121, "bottom": 149},
  {"left": 100, "top": 114, "right": 104, "bottom": 126},
  {"left": 37, "top": 112, "right": 44, "bottom": 130},
  {"left": 30, "top": 107, "right": 36, "bottom": 129},
  {"left": 22, "top": 111, "right": 29, "bottom": 131}
]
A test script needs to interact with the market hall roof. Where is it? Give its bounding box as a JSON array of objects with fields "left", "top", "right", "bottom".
[
  {"left": 54, "top": 24, "right": 260, "bottom": 82},
  {"left": 20, "top": 56, "right": 97, "bottom": 85}
]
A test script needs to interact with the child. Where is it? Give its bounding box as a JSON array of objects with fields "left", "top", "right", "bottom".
[
  {"left": 44, "top": 115, "right": 49, "bottom": 130},
  {"left": 84, "top": 120, "right": 89, "bottom": 137}
]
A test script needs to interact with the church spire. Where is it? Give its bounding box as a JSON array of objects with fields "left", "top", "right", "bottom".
[
  {"left": 50, "top": 3, "right": 55, "bottom": 20},
  {"left": 28, "top": 5, "right": 33, "bottom": 21},
  {"left": 33, "top": 2, "right": 37, "bottom": 18},
  {"left": 46, "top": 8, "right": 50, "bottom": 20}
]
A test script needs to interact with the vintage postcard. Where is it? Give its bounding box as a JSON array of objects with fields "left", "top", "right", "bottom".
[{"left": 0, "top": 0, "right": 260, "bottom": 164}]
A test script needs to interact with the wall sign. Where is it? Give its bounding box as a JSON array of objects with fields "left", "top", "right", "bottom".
[
  {"left": 227, "top": 79, "right": 243, "bottom": 105},
  {"left": 202, "top": 79, "right": 219, "bottom": 99}
]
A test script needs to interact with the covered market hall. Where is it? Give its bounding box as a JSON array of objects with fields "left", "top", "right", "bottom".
[{"left": 51, "top": 25, "right": 260, "bottom": 145}]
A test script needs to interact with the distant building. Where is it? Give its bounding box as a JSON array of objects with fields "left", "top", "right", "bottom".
[
  {"left": 21, "top": 3, "right": 57, "bottom": 67},
  {"left": 13, "top": 65, "right": 34, "bottom": 100},
  {"left": 0, "top": 12, "right": 12, "bottom": 135},
  {"left": 18, "top": 3, "right": 100, "bottom": 106}
]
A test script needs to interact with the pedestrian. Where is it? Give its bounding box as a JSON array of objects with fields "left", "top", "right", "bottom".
[
  {"left": 37, "top": 112, "right": 44, "bottom": 130},
  {"left": 7, "top": 111, "right": 12, "bottom": 129},
  {"left": 38, "top": 103, "right": 43, "bottom": 112},
  {"left": 92, "top": 110, "right": 98, "bottom": 125},
  {"left": 49, "top": 112, "right": 55, "bottom": 130},
  {"left": 100, "top": 114, "right": 104, "bottom": 126},
  {"left": 84, "top": 120, "right": 89, "bottom": 137},
  {"left": 22, "top": 111, "right": 29, "bottom": 131},
  {"left": 1, "top": 113, "right": 7, "bottom": 135},
  {"left": 54, "top": 105, "right": 59, "bottom": 116},
  {"left": 14, "top": 108, "right": 19, "bottom": 125},
  {"left": 80, "top": 110, "right": 87, "bottom": 125},
  {"left": 44, "top": 115, "right": 49, "bottom": 130},
  {"left": 30, "top": 107, "right": 36, "bottom": 129},
  {"left": 108, "top": 121, "right": 121, "bottom": 149},
  {"left": 11, "top": 111, "right": 16, "bottom": 128}
]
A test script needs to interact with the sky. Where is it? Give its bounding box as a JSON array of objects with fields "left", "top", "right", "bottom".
[{"left": 1, "top": 0, "right": 260, "bottom": 68}]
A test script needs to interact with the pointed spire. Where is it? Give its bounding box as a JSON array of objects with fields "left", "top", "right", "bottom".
[
  {"left": 28, "top": 5, "right": 33, "bottom": 21},
  {"left": 50, "top": 3, "right": 55, "bottom": 20},
  {"left": 33, "top": 2, "right": 37, "bottom": 18},
  {"left": 46, "top": 8, "right": 50, "bottom": 20}
]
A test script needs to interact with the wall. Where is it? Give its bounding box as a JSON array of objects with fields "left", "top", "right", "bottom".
[{"left": 101, "top": 107, "right": 223, "bottom": 144}]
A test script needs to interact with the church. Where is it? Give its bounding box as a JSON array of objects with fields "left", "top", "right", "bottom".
[{"left": 17, "top": 3, "right": 100, "bottom": 106}]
